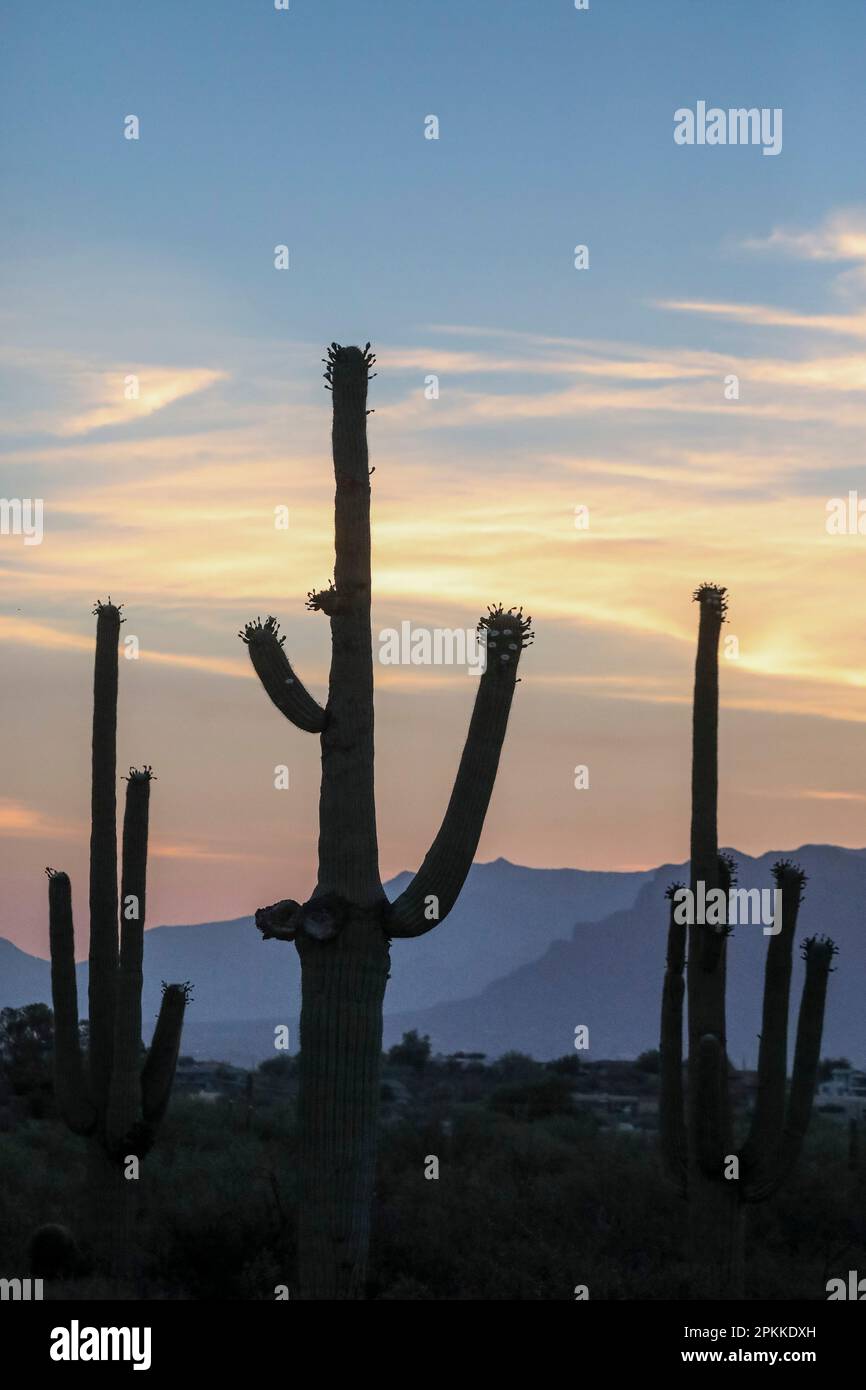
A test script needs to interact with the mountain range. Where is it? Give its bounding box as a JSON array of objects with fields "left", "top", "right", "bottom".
[{"left": 1, "top": 849, "right": 862, "bottom": 1068}]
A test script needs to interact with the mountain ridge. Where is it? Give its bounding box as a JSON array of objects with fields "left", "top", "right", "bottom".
[{"left": 2, "top": 847, "right": 862, "bottom": 1069}]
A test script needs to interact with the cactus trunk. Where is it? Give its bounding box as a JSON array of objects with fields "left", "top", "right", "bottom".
[
  {"left": 688, "top": 1179, "right": 744, "bottom": 1299},
  {"left": 86, "top": 1139, "right": 137, "bottom": 1275},
  {"left": 295, "top": 921, "right": 389, "bottom": 1299}
]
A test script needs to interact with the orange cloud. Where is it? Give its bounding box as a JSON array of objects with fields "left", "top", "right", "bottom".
[{"left": 60, "top": 367, "right": 227, "bottom": 436}]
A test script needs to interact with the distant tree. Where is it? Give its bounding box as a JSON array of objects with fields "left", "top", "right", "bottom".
[
  {"left": 636, "top": 1049, "right": 660, "bottom": 1074},
  {"left": 489, "top": 1075, "right": 574, "bottom": 1120},
  {"left": 258, "top": 1054, "right": 295, "bottom": 1081},
  {"left": 494, "top": 1051, "right": 540, "bottom": 1082},
  {"left": 387, "top": 1030, "right": 431, "bottom": 1073},
  {"left": 546, "top": 1055, "right": 583, "bottom": 1077},
  {"left": 818, "top": 1057, "right": 852, "bottom": 1081},
  {"left": 0, "top": 1004, "right": 55, "bottom": 1116}
]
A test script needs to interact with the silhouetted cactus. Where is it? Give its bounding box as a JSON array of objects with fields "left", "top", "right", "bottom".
[
  {"left": 242, "top": 343, "right": 532, "bottom": 1299},
  {"left": 659, "top": 585, "right": 836, "bottom": 1296},
  {"left": 47, "top": 601, "right": 190, "bottom": 1269}
]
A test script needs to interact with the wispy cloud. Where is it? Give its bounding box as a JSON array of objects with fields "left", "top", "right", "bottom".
[
  {"left": 743, "top": 209, "right": 866, "bottom": 265},
  {"left": 150, "top": 840, "right": 269, "bottom": 863},
  {"left": 0, "top": 798, "right": 75, "bottom": 839},
  {"left": 656, "top": 298, "right": 866, "bottom": 339},
  {"left": 0, "top": 616, "right": 249, "bottom": 679},
  {"left": 59, "top": 367, "right": 226, "bottom": 437}
]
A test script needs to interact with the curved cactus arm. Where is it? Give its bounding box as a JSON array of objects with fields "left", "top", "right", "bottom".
[
  {"left": 744, "top": 936, "right": 836, "bottom": 1204},
  {"left": 88, "top": 599, "right": 121, "bottom": 1117},
  {"left": 740, "top": 861, "right": 805, "bottom": 1177},
  {"left": 690, "top": 586, "right": 726, "bottom": 901},
  {"left": 107, "top": 768, "right": 151, "bottom": 1152},
  {"left": 47, "top": 870, "right": 96, "bottom": 1135},
  {"left": 240, "top": 617, "right": 327, "bottom": 734},
  {"left": 388, "top": 607, "right": 533, "bottom": 940},
  {"left": 141, "top": 982, "right": 189, "bottom": 1127},
  {"left": 695, "top": 1033, "right": 729, "bottom": 1177},
  {"left": 660, "top": 884, "right": 687, "bottom": 1191}
]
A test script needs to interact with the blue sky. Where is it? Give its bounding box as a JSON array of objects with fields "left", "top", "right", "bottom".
[
  {"left": 4, "top": 1, "right": 866, "bottom": 951},
  {"left": 5, "top": 0, "right": 863, "bottom": 353}
]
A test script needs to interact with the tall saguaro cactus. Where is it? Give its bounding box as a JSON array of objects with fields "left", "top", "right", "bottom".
[
  {"left": 47, "top": 601, "right": 189, "bottom": 1267},
  {"left": 659, "top": 584, "right": 836, "bottom": 1297},
  {"left": 242, "top": 343, "right": 532, "bottom": 1299}
]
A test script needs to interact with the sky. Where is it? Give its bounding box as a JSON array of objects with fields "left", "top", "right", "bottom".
[{"left": 3, "top": 0, "right": 866, "bottom": 955}]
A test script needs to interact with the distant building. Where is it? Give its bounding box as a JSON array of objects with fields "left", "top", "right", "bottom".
[
  {"left": 817, "top": 1066, "right": 866, "bottom": 1122},
  {"left": 174, "top": 1058, "right": 248, "bottom": 1098},
  {"left": 570, "top": 1092, "right": 642, "bottom": 1124}
]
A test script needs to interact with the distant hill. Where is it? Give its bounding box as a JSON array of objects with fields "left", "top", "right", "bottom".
[
  {"left": 2, "top": 849, "right": 862, "bottom": 1069},
  {"left": 381, "top": 845, "right": 866, "bottom": 1067},
  {"left": 0, "top": 859, "right": 650, "bottom": 1044}
]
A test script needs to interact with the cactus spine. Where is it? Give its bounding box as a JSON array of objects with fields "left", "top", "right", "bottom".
[
  {"left": 47, "top": 601, "right": 189, "bottom": 1268},
  {"left": 659, "top": 585, "right": 836, "bottom": 1296},
  {"left": 242, "top": 343, "right": 532, "bottom": 1299}
]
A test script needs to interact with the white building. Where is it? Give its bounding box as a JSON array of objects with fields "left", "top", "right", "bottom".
[{"left": 817, "top": 1067, "right": 866, "bottom": 1121}]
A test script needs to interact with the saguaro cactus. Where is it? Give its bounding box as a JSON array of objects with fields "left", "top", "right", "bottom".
[
  {"left": 659, "top": 584, "right": 836, "bottom": 1297},
  {"left": 47, "top": 601, "right": 189, "bottom": 1267},
  {"left": 242, "top": 342, "right": 532, "bottom": 1299}
]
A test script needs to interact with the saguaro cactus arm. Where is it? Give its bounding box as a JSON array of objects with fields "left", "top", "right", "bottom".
[
  {"left": 659, "top": 883, "right": 687, "bottom": 1191},
  {"left": 47, "top": 869, "right": 95, "bottom": 1135},
  {"left": 690, "top": 585, "right": 726, "bottom": 922},
  {"left": 88, "top": 599, "right": 121, "bottom": 1119},
  {"left": 241, "top": 617, "right": 327, "bottom": 733},
  {"left": 740, "top": 861, "right": 805, "bottom": 1174},
  {"left": 141, "top": 983, "right": 190, "bottom": 1127},
  {"left": 107, "top": 768, "right": 152, "bottom": 1153},
  {"left": 388, "top": 606, "right": 534, "bottom": 939},
  {"left": 695, "top": 1033, "right": 728, "bottom": 1176},
  {"left": 744, "top": 936, "right": 837, "bottom": 1203}
]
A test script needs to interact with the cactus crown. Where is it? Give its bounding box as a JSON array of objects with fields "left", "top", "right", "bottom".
[
  {"left": 161, "top": 980, "right": 194, "bottom": 1004},
  {"left": 125, "top": 765, "right": 155, "bottom": 783},
  {"left": 478, "top": 606, "right": 535, "bottom": 669},
  {"left": 92, "top": 597, "right": 124, "bottom": 621},
  {"left": 240, "top": 615, "right": 286, "bottom": 647},
  {"left": 800, "top": 934, "right": 839, "bottom": 969},
  {"left": 692, "top": 583, "right": 728, "bottom": 618},
  {"left": 772, "top": 858, "right": 808, "bottom": 893},
  {"left": 322, "top": 342, "right": 377, "bottom": 391},
  {"left": 306, "top": 581, "right": 340, "bottom": 614}
]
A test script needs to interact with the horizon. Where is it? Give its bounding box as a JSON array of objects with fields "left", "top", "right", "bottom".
[{"left": 6, "top": 840, "right": 866, "bottom": 964}]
